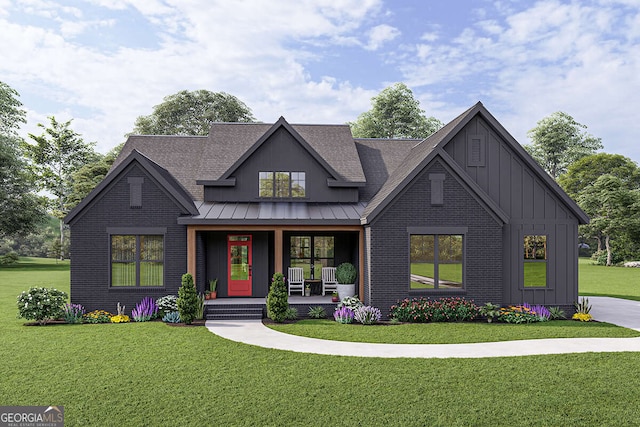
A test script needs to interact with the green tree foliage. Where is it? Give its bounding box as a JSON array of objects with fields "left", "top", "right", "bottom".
[
  {"left": 66, "top": 143, "right": 122, "bottom": 210},
  {"left": 558, "top": 153, "right": 640, "bottom": 200},
  {"left": 266, "top": 272, "right": 288, "bottom": 322},
  {"left": 132, "top": 90, "right": 255, "bottom": 136},
  {"left": 579, "top": 175, "right": 640, "bottom": 266},
  {"left": 23, "top": 117, "right": 97, "bottom": 259},
  {"left": 525, "top": 111, "right": 603, "bottom": 179},
  {"left": 349, "top": 83, "right": 443, "bottom": 139},
  {"left": 177, "top": 273, "right": 198, "bottom": 324},
  {"left": 0, "top": 81, "right": 46, "bottom": 239}
]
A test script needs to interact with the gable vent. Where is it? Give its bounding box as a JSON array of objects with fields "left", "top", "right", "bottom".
[
  {"left": 128, "top": 177, "right": 144, "bottom": 208},
  {"left": 467, "top": 134, "right": 485, "bottom": 167}
]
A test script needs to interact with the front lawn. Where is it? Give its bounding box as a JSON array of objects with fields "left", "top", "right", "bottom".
[
  {"left": 2, "top": 258, "right": 640, "bottom": 426},
  {"left": 267, "top": 319, "right": 640, "bottom": 344}
]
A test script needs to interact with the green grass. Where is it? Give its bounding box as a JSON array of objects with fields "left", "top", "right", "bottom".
[
  {"left": 579, "top": 257, "right": 640, "bottom": 300},
  {"left": 2, "top": 258, "right": 640, "bottom": 426},
  {"left": 268, "top": 319, "right": 640, "bottom": 344}
]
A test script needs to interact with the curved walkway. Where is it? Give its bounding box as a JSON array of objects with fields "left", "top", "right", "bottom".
[{"left": 205, "top": 296, "right": 640, "bottom": 359}]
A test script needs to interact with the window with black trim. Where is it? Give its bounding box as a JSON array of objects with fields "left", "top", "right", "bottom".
[
  {"left": 111, "top": 235, "right": 164, "bottom": 287},
  {"left": 410, "top": 234, "right": 463, "bottom": 289},
  {"left": 524, "top": 235, "right": 547, "bottom": 287},
  {"left": 290, "top": 235, "right": 334, "bottom": 279},
  {"left": 259, "top": 171, "right": 305, "bottom": 198}
]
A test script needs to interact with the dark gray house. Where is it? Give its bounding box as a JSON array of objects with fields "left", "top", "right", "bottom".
[{"left": 64, "top": 102, "right": 588, "bottom": 316}]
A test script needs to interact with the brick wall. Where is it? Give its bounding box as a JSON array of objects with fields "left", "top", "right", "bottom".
[{"left": 367, "top": 159, "right": 504, "bottom": 317}]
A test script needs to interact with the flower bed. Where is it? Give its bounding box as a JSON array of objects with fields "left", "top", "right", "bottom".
[{"left": 390, "top": 297, "right": 479, "bottom": 323}]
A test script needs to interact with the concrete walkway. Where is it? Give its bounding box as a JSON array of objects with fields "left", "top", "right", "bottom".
[{"left": 205, "top": 296, "right": 640, "bottom": 359}]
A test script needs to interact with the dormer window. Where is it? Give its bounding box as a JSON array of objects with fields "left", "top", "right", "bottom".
[{"left": 259, "top": 171, "right": 306, "bottom": 198}]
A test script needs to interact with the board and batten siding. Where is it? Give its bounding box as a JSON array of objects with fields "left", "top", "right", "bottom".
[{"left": 443, "top": 115, "right": 579, "bottom": 308}]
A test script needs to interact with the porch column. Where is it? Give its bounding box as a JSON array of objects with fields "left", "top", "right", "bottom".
[
  {"left": 187, "top": 226, "right": 197, "bottom": 282},
  {"left": 274, "top": 227, "right": 283, "bottom": 273},
  {"left": 358, "top": 228, "right": 364, "bottom": 301}
]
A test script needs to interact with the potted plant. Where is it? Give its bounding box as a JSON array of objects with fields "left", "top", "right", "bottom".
[
  {"left": 335, "top": 262, "right": 357, "bottom": 301},
  {"left": 209, "top": 279, "right": 218, "bottom": 299},
  {"left": 205, "top": 290, "right": 211, "bottom": 300},
  {"left": 479, "top": 302, "right": 500, "bottom": 323},
  {"left": 331, "top": 291, "right": 339, "bottom": 303},
  {"left": 305, "top": 283, "right": 311, "bottom": 297}
]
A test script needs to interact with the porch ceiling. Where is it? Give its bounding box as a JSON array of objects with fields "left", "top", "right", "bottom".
[{"left": 177, "top": 201, "right": 367, "bottom": 225}]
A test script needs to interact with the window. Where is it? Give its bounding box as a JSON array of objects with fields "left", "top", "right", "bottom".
[
  {"left": 259, "top": 171, "right": 305, "bottom": 198},
  {"left": 524, "top": 235, "right": 547, "bottom": 287},
  {"left": 111, "top": 235, "right": 164, "bottom": 287},
  {"left": 290, "top": 235, "right": 334, "bottom": 279},
  {"left": 410, "top": 234, "right": 463, "bottom": 289}
]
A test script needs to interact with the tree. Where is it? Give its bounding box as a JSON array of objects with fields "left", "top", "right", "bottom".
[
  {"left": 0, "top": 81, "right": 46, "bottom": 239},
  {"left": 558, "top": 153, "right": 640, "bottom": 200},
  {"left": 66, "top": 143, "right": 122, "bottom": 210},
  {"left": 132, "top": 90, "right": 255, "bottom": 136},
  {"left": 349, "top": 83, "right": 443, "bottom": 139},
  {"left": 266, "top": 272, "right": 288, "bottom": 322},
  {"left": 579, "top": 175, "right": 640, "bottom": 266},
  {"left": 23, "top": 117, "right": 97, "bottom": 259},
  {"left": 525, "top": 111, "right": 603, "bottom": 179}
]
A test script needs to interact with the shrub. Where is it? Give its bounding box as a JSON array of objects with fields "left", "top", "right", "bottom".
[
  {"left": 479, "top": 302, "right": 500, "bottom": 323},
  {"left": 338, "top": 296, "right": 363, "bottom": 311},
  {"left": 83, "top": 310, "right": 113, "bottom": 324},
  {"left": 195, "top": 293, "right": 205, "bottom": 320},
  {"left": 523, "top": 303, "right": 551, "bottom": 322},
  {"left": 389, "top": 297, "right": 479, "bottom": 323},
  {"left": 156, "top": 295, "right": 178, "bottom": 314},
  {"left": 354, "top": 306, "right": 381, "bottom": 325},
  {"left": 132, "top": 297, "right": 158, "bottom": 322},
  {"left": 16, "top": 287, "right": 68, "bottom": 325},
  {"left": 63, "top": 303, "right": 85, "bottom": 324},
  {"left": 177, "top": 273, "right": 199, "bottom": 325},
  {"left": 574, "top": 297, "right": 592, "bottom": 314},
  {"left": 0, "top": 251, "right": 20, "bottom": 265},
  {"left": 572, "top": 312, "right": 593, "bottom": 322},
  {"left": 284, "top": 307, "right": 298, "bottom": 320},
  {"left": 307, "top": 306, "right": 327, "bottom": 319},
  {"left": 334, "top": 306, "right": 355, "bottom": 324},
  {"left": 266, "top": 272, "right": 288, "bottom": 322},
  {"left": 162, "top": 311, "right": 181, "bottom": 323},
  {"left": 335, "top": 262, "right": 357, "bottom": 284},
  {"left": 498, "top": 305, "right": 540, "bottom": 324},
  {"left": 591, "top": 250, "right": 623, "bottom": 266},
  {"left": 110, "top": 314, "right": 130, "bottom": 323},
  {"left": 548, "top": 306, "right": 566, "bottom": 320}
]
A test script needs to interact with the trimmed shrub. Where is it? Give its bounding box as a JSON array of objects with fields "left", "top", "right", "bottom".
[
  {"left": 335, "top": 262, "right": 357, "bottom": 284},
  {"left": 389, "top": 297, "right": 479, "bottom": 323},
  {"left": 177, "top": 273, "right": 198, "bottom": 325},
  {"left": 16, "top": 287, "right": 68, "bottom": 325},
  {"left": 266, "top": 272, "right": 288, "bottom": 322}
]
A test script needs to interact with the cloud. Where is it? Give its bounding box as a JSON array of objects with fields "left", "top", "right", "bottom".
[{"left": 365, "top": 24, "right": 400, "bottom": 50}]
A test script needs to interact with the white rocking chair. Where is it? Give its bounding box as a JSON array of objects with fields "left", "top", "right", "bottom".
[
  {"left": 287, "top": 267, "right": 305, "bottom": 296},
  {"left": 321, "top": 267, "right": 338, "bottom": 296}
]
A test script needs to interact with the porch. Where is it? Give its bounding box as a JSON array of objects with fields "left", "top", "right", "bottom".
[{"left": 204, "top": 295, "right": 338, "bottom": 320}]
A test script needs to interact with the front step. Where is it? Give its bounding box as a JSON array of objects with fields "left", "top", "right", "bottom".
[{"left": 206, "top": 305, "right": 264, "bottom": 320}]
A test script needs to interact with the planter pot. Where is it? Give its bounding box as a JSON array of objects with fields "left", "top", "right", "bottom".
[
  {"left": 331, "top": 296, "right": 339, "bottom": 303},
  {"left": 336, "top": 284, "right": 356, "bottom": 301},
  {"left": 205, "top": 294, "right": 211, "bottom": 300},
  {"left": 305, "top": 288, "right": 311, "bottom": 297},
  {"left": 210, "top": 291, "right": 217, "bottom": 299}
]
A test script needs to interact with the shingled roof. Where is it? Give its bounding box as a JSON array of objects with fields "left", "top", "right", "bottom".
[{"left": 115, "top": 118, "right": 366, "bottom": 201}]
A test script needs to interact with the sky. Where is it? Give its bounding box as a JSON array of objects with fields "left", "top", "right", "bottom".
[{"left": 1, "top": 0, "right": 639, "bottom": 163}]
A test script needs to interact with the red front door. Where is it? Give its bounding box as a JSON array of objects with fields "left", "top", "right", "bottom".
[{"left": 227, "top": 235, "right": 252, "bottom": 296}]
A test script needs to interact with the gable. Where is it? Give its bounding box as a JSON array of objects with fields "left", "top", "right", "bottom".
[
  {"left": 442, "top": 113, "right": 587, "bottom": 223},
  {"left": 65, "top": 151, "right": 198, "bottom": 225}
]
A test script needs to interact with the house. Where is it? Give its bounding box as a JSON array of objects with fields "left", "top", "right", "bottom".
[{"left": 64, "top": 102, "right": 588, "bottom": 317}]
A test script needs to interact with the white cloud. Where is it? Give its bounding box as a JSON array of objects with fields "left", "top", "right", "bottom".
[{"left": 365, "top": 24, "right": 400, "bottom": 50}]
